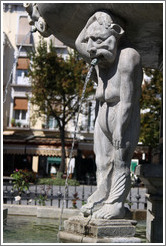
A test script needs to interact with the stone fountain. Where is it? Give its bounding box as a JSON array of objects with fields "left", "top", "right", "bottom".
[{"left": 24, "top": 3, "right": 163, "bottom": 243}]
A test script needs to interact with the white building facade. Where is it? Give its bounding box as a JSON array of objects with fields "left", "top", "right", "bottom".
[{"left": 3, "top": 3, "right": 96, "bottom": 180}]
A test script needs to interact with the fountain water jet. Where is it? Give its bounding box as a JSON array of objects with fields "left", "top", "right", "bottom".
[{"left": 58, "top": 58, "right": 98, "bottom": 236}]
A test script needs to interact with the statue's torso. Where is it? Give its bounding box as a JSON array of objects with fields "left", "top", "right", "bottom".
[
  {"left": 96, "top": 72, "right": 121, "bottom": 135},
  {"left": 95, "top": 48, "right": 142, "bottom": 136},
  {"left": 95, "top": 68, "right": 121, "bottom": 104}
]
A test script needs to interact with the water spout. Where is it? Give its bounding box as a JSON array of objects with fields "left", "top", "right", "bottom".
[{"left": 58, "top": 58, "right": 98, "bottom": 236}]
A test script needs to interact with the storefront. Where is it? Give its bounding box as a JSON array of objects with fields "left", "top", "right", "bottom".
[{"left": 3, "top": 134, "right": 77, "bottom": 177}]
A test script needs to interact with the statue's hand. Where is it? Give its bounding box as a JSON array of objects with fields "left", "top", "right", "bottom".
[{"left": 112, "top": 129, "right": 122, "bottom": 150}]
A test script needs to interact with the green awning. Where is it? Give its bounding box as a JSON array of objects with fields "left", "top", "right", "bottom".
[
  {"left": 130, "top": 160, "right": 138, "bottom": 173},
  {"left": 47, "top": 156, "right": 61, "bottom": 165}
]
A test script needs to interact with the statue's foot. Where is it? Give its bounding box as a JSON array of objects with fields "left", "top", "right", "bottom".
[
  {"left": 80, "top": 202, "right": 102, "bottom": 217},
  {"left": 92, "top": 203, "right": 128, "bottom": 219},
  {"left": 80, "top": 202, "right": 94, "bottom": 217}
]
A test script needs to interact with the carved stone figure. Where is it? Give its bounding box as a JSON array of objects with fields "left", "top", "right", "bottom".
[{"left": 75, "top": 11, "right": 143, "bottom": 219}]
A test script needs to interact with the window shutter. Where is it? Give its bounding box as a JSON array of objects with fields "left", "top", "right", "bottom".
[
  {"left": 17, "top": 58, "right": 30, "bottom": 70},
  {"left": 14, "top": 98, "right": 28, "bottom": 110}
]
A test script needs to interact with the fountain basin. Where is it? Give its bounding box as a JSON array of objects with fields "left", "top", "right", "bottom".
[{"left": 3, "top": 215, "right": 146, "bottom": 243}]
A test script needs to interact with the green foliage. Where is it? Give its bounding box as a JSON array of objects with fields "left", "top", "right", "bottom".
[
  {"left": 11, "top": 118, "right": 16, "bottom": 126},
  {"left": 22, "top": 169, "right": 37, "bottom": 183},
  {"left": 10, "top": 169, "right": 36, "bottom": 193},
  {"left": 35, "top": 194, "right": 48, "bottom": 206},
  {"left": 37, "top": 177, "right": 80, "bottom": 186},
  {"left": 125, "top": 198, "right": 133, "bottom": 207},
  {"left": 35, "top": 185, "right": 51, "bottom": 206},
  {"left": 28, "top": 38, "right": 94, "bottom": 124},
  {"left": 28, "top": 37, "right": 95, "bottom": 173},
  {"left": 82, "top": 201, "right": 87, "bottom": 206},
  {"left": 16, "top": 122, "right": 21, "bottom": 127},
  {"left": 140, "top": 68, "right": 163, "bottom": 147},
  {"left": 72, "top": 192, "right": 79, "bottom": 209}
]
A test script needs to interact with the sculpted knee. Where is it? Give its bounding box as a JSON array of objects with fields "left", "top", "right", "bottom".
[{"left": 115, "top": 161, "right": 130, "bottom": 174}]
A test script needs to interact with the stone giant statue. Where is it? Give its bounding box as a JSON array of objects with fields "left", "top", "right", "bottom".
[
  {"left": 25, "top": 4, "right": 143, "bottom": 219},
  {"left": 75, "top": 11, "right": 143, "bottom": 219}
]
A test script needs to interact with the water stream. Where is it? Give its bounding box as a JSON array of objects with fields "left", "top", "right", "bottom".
[{"left": 58, "top": 58, "right": 98, "bottom": 234}]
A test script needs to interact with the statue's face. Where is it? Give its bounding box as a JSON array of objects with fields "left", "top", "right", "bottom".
[{"left": 84, "top": 21, "right": 118, "bottom": 66}]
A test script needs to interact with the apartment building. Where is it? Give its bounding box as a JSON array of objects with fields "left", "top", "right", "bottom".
[{"left": 3, "top": 3, "right": 96, "bottom": 181}]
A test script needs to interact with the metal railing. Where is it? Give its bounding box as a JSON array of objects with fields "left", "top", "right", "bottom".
[{"left": 3, "top": 183, "right": 147, "bottom": 210}]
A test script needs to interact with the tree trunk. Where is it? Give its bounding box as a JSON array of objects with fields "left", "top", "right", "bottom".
[{"left": 58, "top": 126, "right": 66, "bottom": 174}]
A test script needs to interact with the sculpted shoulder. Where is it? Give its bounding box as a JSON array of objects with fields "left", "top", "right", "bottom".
[{"left": 118, "top": 47, "right": 142, "bottom": 73}]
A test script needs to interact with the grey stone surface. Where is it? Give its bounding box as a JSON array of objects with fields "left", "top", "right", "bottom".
[
  {"left": 64, "top": 216, "right": 137, "bottom": 238},
  {"left": 75, "top": 11, "right": 143, "bottom": 220},
  {"left": 59, "top": 216, "right": 141, "bottom": 242},
  {"left": 146, "top": 194, "right": 163, "bottom": 243},
  {"left": 135, "top": 164, "right": 163, "bottom": 243},
  {"left": 25, "top": 3, "right": 162, "bottom": 69},
  {"left": 59, "top": 231, "right": 141, "bottom": 243},
  {"left": 3, "top": 204, "right": 79, "bottom": 219},
  {"left": 135, "top": 164, "right": 163, "bottom": 195}
]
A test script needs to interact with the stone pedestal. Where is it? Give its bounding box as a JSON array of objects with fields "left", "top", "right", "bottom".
[
  {"left": 146, "top": 194, "right": 163, "bottom": 243},
  {"left": 135, "top": 164, "right": 163, "bottom": 243},
  {"left": 58, "top": 216, "right": 141, "bottom": 243}
]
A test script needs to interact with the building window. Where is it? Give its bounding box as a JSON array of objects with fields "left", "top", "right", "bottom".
[
  {"left": 48, "top": 116, "right": 58, "bottom": 129},
  {"left": 16, "top": 69, "right": 27, "bottom": 77},
  {"left": 16, "top": 16, "right": 32, "bottom": 45},
  {"left": 13, "top": 97, "right": 28, "bottom": 126},
  {"left": 14, "top": 109, "right": 27, "bottom": 120},
  {"left": 15, "top": 57, "right": 30, "bottom": 85}
]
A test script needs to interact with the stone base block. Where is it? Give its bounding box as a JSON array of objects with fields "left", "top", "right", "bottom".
[
  {"left": 59, "top": 231, "right": 141, "bottom": 243},
  {"left": 59, "top": 216, "right": 141, "bottom": 243}
]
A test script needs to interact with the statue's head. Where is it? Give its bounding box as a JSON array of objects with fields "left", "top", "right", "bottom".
[{"left": 80, "top": 11, "right": 125, "bottom": 66}]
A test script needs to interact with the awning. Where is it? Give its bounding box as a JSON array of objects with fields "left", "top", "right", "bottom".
[
  {"left": 47, "top": 156, "right": 61, "bottom": 165},
  {"left": 17, "top": 57, "right": 30, "bottom": 70},
  {"left": 3, "top": 144, "right": 77, "bottom": 157},
  {"left": 130, "top": 159, "right": 139, "bottom": 173},
  {"left": 3, "top": 144, "right": 25, "bottom": 155},
  {"left": 14, "top": 98, "right": 28, "bottom": 110},
  {"left": 78, "top": 142, "right": 93, "bottom": 150}
]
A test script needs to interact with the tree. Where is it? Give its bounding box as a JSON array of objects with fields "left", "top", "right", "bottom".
[
  {"left": 139, "top": 68, "right": 163, "bottom": 148},
  {"left": 28, "top": 38, "right": 95, "bottom": 174}
]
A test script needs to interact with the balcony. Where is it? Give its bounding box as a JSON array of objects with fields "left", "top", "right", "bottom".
[
  {"left": 12, "top": 69, "right": 31, "bottom": 87},
  {"left": 15, "top": 76, "right": 30, "bottom": 86},
  {"left": 16, "top": 34, "right": 33, "bottom": 48}
]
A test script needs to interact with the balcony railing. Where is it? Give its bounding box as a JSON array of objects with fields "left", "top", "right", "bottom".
[{"left": 15, "top": 76, "right": 30, "bottom": 86}]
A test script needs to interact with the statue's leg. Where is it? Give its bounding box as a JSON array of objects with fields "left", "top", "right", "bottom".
[
  {"left": 80, "top": 119, "right": 114, "bottom": 217},
  {"left": 92, "top": 145, "right": 132, "bottom": 219}
]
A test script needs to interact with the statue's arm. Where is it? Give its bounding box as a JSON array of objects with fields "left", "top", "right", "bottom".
[
  {"left": 113, "top": 49, "right": 142, "bottom": 149},
  {"left": 75, "top": 26, "right": 98, "bottom": 83},
  {"left": 75, "top": 28, "right": 91, "bottom": 63}
]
